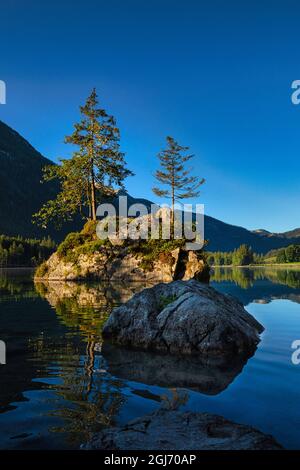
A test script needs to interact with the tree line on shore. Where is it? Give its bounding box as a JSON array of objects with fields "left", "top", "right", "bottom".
[
  {"left": 207, "top": 243, "right": 300, "bottom": 266},
  {"left": 0, "top": 235, "right": 55, "bottom": 267},
  {"left": 206, "top": 244, "right": 262, "bottom": 266},
  {"left": 274, "top": 244, "right": 300, "bottom": 264}
]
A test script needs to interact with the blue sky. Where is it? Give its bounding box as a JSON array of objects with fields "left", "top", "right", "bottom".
[{"left": 0, "top": 0, "right": 300, "bottom": 232}]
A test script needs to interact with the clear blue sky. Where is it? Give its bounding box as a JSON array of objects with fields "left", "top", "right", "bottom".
[{"left": 1, "top": 0, "right": 299, "bottom": 232}]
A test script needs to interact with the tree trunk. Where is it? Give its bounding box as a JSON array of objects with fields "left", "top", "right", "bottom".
[
  {"left": 171, "top": 175, "right": 175, "bottom": 240},
  {"left": 90, "top": 120, "right": 97, "bottom": 221},
  {"left": 90, "top": 165, "right": 97, "bottom": 221}
]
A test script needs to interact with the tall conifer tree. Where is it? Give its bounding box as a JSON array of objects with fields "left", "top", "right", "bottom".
[
  {"left": 34, "top": 89, "right": 133, "bottom": 227},
  {"left": 152, "top": 136, "right": 205, "bottom": 237}
]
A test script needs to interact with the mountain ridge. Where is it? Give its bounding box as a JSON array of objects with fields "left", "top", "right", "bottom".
[
  {"left": 0, "top": 120, "right": 82, "bottom": 241},
  {"left": 108, "top": 190, "right": 300, "bottom": 253},
  {"left": 0, "top": 120, "right": 299, "bottom": 252}
]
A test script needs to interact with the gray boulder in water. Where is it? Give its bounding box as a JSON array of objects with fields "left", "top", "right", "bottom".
[
  {"left": 102, "top": 279, "right": 264, "bottom": 357},
  {"left": 85, "top": 408, "right": 282, "bottom": 450}
]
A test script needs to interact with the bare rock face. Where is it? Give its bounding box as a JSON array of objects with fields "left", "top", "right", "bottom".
[
  {"left": 35, "top": 247, "right": 210, "bottom": 283},
  {"left": 84, "top": 409, "right": 282, "bottom": 450},
  {"left": 102, "top": 279, "right": 264, "bottom": 357}
]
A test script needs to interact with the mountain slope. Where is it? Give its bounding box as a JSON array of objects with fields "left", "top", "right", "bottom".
[
  {"left": 253, "top": 228, "right": 300, "bottom": 239},
  {"left": 204, "top": 215, "right": 300, "bottom": 253},
  {"left": 109, "top": 191, "right": 300, "bottom": 253},
  {"left": 0, "top": 120, "right": 81, "bottom": 240},
  {"left": 0, "top": 120, "right": 299, "bottom": 252}
]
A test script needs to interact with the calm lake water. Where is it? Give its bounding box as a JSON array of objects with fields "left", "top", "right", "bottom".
[{"left": 0, "top": 266, "right": 300, "bottom": 449}]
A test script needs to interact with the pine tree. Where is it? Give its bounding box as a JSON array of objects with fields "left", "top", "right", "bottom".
[
  {"left": 33, "top": 89, "right": 133, "bottom": 227},
  {"left": 152, "top": 136, "right": 205, "bottom": 237},
  {"left": 232, "top": 244, "right": 254, "bottom": 266}
]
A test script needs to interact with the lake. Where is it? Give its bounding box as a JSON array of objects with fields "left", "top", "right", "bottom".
[{"left": 0, "top": 266, "right": 300, "bottom": 449}]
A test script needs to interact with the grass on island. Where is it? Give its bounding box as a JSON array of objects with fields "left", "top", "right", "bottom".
[{"left": 35, "top": 219, "right": 207, "bottom": 275}]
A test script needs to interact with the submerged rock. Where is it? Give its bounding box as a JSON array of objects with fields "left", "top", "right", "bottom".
[
  {"left": 84, "top": 408, "right": 282, "bottom": 450},
  {"left": 102, "top": 279, "right": 264, "bottom": 357}
]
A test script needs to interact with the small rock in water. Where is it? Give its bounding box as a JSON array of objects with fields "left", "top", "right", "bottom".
[{"left": 84, "top": 409, "right": 283, "bottom": 450}]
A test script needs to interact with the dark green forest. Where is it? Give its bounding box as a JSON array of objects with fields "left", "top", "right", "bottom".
[
  {"left": 0, "top": 234, "right": 56, "bottom": 267},
  {"left": 207, "top": 243, "right": 300, "bottom": 266},
  {"left": 206, "top": 244, "right": 263, "bottom": 266},
  {"left": 275, "top": 245, "right": 300, "bottom": 263}
]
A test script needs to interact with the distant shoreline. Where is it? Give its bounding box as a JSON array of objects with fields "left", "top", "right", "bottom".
[{"left": 212, "top": 263, "right": 300, "bottom": 268}]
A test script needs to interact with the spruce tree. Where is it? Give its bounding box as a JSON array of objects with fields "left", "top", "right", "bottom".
[
  {"left": 33, "top": 89, "right": 133, "bottom": 227},
  {"left": 152, "top": 136, "right": 205, "bottom": 237}
]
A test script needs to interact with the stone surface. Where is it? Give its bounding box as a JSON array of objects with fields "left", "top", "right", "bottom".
[
  {"left": 35, "top": 247, "right": 209, "bottom": 283},
  {"left": 102, "top": 279, "right": 264, "bottom": 357},
  {"left": 84, "top": 408, "right": 282, "bottom": 450}
]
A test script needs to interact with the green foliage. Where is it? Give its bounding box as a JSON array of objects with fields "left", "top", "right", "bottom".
[
  {"left": 35, "top": 261, "right": 49, "bottom": 277},
  {"left": 232, "top": 244, "right": 254, "bottom": 266},
  {"left": 0, "top": 120, "right": 83, "bottom": 241},
  {"left": 206, "top": 251, "right": 233, "bottom": 266},
  {"left": 158, "top": 294, "right": 177, "bottom": 311},
  {"left": 33, "top": 88, "right": 133, "bottom": 228},
  {"left": 80, "top": 219, "right": 98, "bottom": 237},
  {"left": 57, "top": 232, "right": 86, "bottom": 259},
  {"left": 55, "top": 221, "right": 110, "bottom": 265},
  {"left": 276, "top": 244, "right": 300, "bottom": 263},
  {"left": 0, "top": 234, "right": 56, "bottom": 267},
  {"left": 152, "top": 136, "right": 205, "bottom": 238},
  {"left": 75, "top": 239, "right": 107, "bottom": 256},
  {"left": 276, "top": 249, "right": 287, "bottom": 263},
  {"left": 153, "top": 136, "right": 205, "bottom": 202},
  {"left": 207, "top": 244, "right": 255, "bottom": 266},
  {"left": 208, "top": 244, "right": 300, "bottom": 267},
  {"left": 128, "top": 238, "right": 186, "bottom": 271}
]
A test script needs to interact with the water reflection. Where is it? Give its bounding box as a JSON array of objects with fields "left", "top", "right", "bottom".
[
  {"left": 0, "top": 268, "right": 36, "bottom": 301},
  {"left": 1, "top": 267, "right": 300, "bottom": 449},
  {"left": 35, "top": 279, "right": 263, "bottom": 395},
  {"left": 211, "top": 267, "right": 300, "bottom": 305},
  {"left": 211, "top": 266, "right": 300, "bottom": 289},
  {"left": 101, "top": 343, "right": 251, "bottom": 395}
]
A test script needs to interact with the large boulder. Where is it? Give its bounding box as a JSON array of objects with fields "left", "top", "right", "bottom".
[
  {"left": 84, "top": 408, "right": 282, "bottom": 450},
  {"left": 102, "top": 279, "right": 264, "bottom": 357}
]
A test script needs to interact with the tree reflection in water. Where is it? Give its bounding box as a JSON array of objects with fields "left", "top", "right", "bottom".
[
  {"left": 211, "top": 266, "right": 300, "bottom": 290},
  {"left": 33, "top": 280, "right": 154, "bottom": 446},
  {"left": 33, "top": 270, "right": 300, "bottom": 446}
]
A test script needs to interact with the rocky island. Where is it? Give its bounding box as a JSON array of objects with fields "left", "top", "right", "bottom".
[
  {"left": 34, "top": 222, "right": 280, "bottom": 450},
  {"left": 34, "top": 221, "right": 210, "bottom": 283}
]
